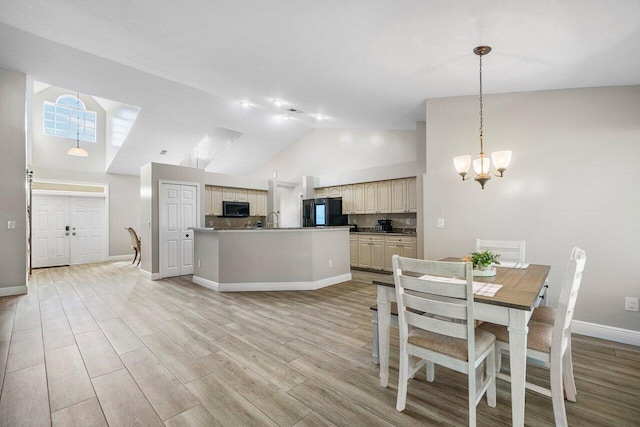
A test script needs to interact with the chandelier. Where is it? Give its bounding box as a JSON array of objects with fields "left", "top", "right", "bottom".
[{"left": 453, "top": 46, "right": 511, "bottom": 189}]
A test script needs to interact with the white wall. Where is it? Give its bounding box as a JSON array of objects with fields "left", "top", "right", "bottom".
[
  {"left": 0, "top": 67, "right": 27, "bottom": 294},
  {"left": 29, "top": 87, "right": 140, "bottom": 258},
  {"left": 251, "top": 129, "right": 417, "bottom": 182},
  {"left": 250, "top": 129, "right": 418, "bottom": 227},
  {"left": 32, "top": 87, "right": 106, "bottom": 173},
  {"left": 424, "top": 86, "right": 640, "bottom": 332}
]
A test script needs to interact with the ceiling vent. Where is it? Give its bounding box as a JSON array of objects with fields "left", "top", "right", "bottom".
[{"left": 285, "top": 108, "right": 303, "bottom": 114}]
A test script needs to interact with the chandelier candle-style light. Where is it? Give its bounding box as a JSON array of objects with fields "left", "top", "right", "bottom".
[{"left": 453, "top": 46, "right": 511, "bottom": 189}]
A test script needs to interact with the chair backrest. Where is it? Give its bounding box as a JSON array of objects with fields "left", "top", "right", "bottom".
[
  {"left": 476, "top": 239, "right": 526, "bottom": 264},
  {"left": 392, "top": 255, "right": 475, "bottom": 360},
  {"left": 126, "top": 227, "right": 141, "bottom": 251},
  {"left": 553, "top": 247, "right": 587, "bottom": 355}
]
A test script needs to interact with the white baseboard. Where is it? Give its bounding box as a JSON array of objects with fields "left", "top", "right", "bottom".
[
  {"left": 109, "top": 254, "right": 134, "bottom": 261},
  {"left": 572, "top": 320, "right": 640, "bottom": 346},
  {"left": 0, "top": 285, "right": 28, "bottom": 297},
  {"left": 192, "top": 273, "right": 352, "bottom": 292}
]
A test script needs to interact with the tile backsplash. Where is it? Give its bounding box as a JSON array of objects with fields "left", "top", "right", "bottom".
[{"left": 348, "top": 213, "right": 416, "bottom": 231}]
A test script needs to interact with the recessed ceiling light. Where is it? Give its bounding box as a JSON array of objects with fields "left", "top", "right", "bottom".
[
  {"left": 281, "top": 114, "right": 291, "bottom": 120},
  {"left": 160, "top": 150, "right": 167, "bottom": 155},
  {"left": 272, "top": 99, "right": 283, "bottom": 107},
  {"left": 239, "top": 100, "right": 251, "bottom": 108},
  {"left": 313, "top": 114, "right": 327, "bottom": 121}
]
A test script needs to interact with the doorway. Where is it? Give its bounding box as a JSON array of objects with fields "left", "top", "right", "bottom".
[
  {"left": 32, "top": 194, "right": 107, "bottom": 268},
  {"left": 159, "top": 182, "right": 198, "bottom": 278}
]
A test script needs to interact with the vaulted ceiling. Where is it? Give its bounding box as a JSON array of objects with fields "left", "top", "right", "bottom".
[{"left": 1, "top": 0, "right": 639, "bottom": 176}]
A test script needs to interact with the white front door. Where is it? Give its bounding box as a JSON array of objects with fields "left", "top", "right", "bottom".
[
  {"left": 160, "top": 183, "right": 198, "bottom": 278},
  {"left": 70, "top": 197, "right": 106, "bottom": 264},
  {"left": 32, "top": 195, "right": 106, "bottom": 268},
  {"left": 32, "top": 195, "right": 70, "bottom": 268}
]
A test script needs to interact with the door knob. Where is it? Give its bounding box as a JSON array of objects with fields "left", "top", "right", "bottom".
[
  {"left": 65, "top": 232, "right": 69, "bottom": 236},
  {"left": 186, "top": 233, "right": 190, "bottom": 238},
  {"left": 72, "top": 232, "right": 76, "bottom": 236}
]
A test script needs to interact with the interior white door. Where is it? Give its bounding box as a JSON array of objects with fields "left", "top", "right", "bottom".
[
  {"left": 32, "top": 195, "right": 70, "bottom": 268},
  {"left": 180, "top": 185, "right": 197, "bottom": 275},
  {"left": 70, "top": 197, "right": 106, "bottom": 264},
  {"left": 160, "top": 183, "right": 198, "bottom": 278}
]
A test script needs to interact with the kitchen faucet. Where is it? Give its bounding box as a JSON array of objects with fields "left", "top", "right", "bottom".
[{"left": 267, "top": 211, "right": 279, "bottom": 229}]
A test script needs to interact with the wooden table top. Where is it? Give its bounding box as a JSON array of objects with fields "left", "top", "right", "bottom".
[{"left": 372, "top": 258, "right": 551, "bottom": 311}]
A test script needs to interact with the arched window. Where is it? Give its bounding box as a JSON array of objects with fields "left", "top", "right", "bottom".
[{"left": 43, "top": 94, "right": 97, "bottom": 142}]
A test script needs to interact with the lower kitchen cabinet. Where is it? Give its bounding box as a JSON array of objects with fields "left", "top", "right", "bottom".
[
  {"left": 349, "top": 235, "right": 358, "bottom": 266},
  {"left": 384, "top": 235, "right": 417, "bottom": 270},
  {"left": 357, "top": 235, "right": 385, "bottom": 270}
]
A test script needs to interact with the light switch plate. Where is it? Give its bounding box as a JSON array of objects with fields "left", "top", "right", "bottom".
[
  {"left": 625, "top": 297, "right": 639, "bottom": 312},
  {"left": 7, "top": 221, "right": 15, "bottom": 229}
]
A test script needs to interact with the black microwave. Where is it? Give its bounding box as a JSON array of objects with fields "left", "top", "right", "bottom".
[{"left": 222, "top": 201, "right": 250, "bottom": 217}]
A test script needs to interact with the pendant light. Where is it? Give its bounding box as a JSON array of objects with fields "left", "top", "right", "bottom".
[
  {"left": 67, "top": 92, "right": 89, "bottom": 157},
  {"left": 453, "top": 46, "right": 511, "bottom": 189}
]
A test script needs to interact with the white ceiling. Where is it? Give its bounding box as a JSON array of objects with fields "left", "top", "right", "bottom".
[{"left": 1, "top": 0, "right": 639, "bottom": 176}]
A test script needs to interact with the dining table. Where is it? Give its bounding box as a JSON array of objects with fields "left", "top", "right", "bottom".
[{"left": 372, "top": 258, "right": 550, "bottom": 427}]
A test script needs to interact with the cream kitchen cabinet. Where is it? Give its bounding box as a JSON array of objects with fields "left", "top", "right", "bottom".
[
  {"left": 364, "top": 182, "right": 378, "bottom": 213},
  {"left": 327, "top": 187, "right": 341, "bottom": 198},
  {"left": 315, "top": 187, "right": 328, "bottom": 198},
  {"left": 391, "top": 179, "right": 407, "bottom": 213},
  {"left": 256, "top": 191, "right": 267, "bottom": 216},
  {"left": 406, "top": 177, "right": 417, "bottom": 213},
  {"left": 383, "top": 235, "right": 417, "bottom": 270},
  {"left": 377, "top": 180, "right": 392, "bottom": 213},
  {"left": 222, "top": 187, "right": 248, "bottom": 202},
  {"left": 342, "top": 185, "right": 353, "bottom": 214},
  {"left": 349, "top": 234, "right": 358, "bottom": 266},
  {"left": 391, "top": 177, "right": 417, "bottom": 213},
  {"left": 352, "top": 184, "right": 365, "bottom": 214},
  {"left": 205, "top": 186, "right": 223, "bottom": 215},
  {"left": 357, "top": 234, "right": 385, "bottom": 270},
  {"left": 247, "top": 190, "right": 257, "bottom": 216}
]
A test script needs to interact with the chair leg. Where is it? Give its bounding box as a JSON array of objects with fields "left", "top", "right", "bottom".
[
  {"left": 495, "top": 347, "right": 502, "bottom": 372},
  {"left": 563, "top": 340, "right": 577, "bottom": 402},
  {"left": 426, "top": 361, "right": 435, "bottom": 382},
  {"left": 550, "top": 355, "right": 568, "bottom": 427},
  {"left": 396, "top": 347, "right": 409, "bottom": 411},
  {"left": 468, "top": 369, "right": 477, "bottom": 427},
  {"left": 486, "top": 347, "right": 497, "bottom": 408},
  {"left": 137, "top": 254, "right": 141, "bottom": 266},
  {"left": 371, "top": 311, "right": 380, "bottom": 365},
  {"left": 132, "top": 248, "right": 138, "bottom": 265}
]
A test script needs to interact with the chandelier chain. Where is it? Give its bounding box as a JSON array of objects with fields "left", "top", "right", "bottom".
[{"left": 479, "top": 53, "right": 484, "bottom": 154}]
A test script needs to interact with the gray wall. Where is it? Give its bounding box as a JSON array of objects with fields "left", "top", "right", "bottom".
[
  {"left": 0, "top": 67, "right": 27, "bottom": 293},
  {"left": 141, "top": 162, "right": 205, "bottom": 275},
  {"left": 424, "top": 86, "right": 640, "bottom": 331}
]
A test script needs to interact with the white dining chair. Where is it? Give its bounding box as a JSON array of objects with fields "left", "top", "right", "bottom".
[
  {"left": 393, "top": 255, "right": 496, "bottom": 426},
  {"left": 476, "top": 239, "right": 526, "bottom": 264},
  {"left": 479, "top": 247, "right": 587, "bottom": 427}
]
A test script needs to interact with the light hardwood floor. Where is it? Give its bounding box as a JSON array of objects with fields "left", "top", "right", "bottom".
[{"left": 0, "top": 262, "right": 638, "bottom": 426}]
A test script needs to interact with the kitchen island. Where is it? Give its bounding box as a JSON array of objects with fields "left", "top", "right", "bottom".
[{"left": 191, "top": 227, "right": 352, "bottom": 292}]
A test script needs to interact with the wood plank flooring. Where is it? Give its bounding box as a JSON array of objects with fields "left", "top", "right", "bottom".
[{"left": 0, "top": 262, "right": 638, "bottom": 426}]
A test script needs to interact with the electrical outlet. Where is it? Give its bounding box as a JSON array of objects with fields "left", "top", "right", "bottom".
[
  {"left": 198, "top": 260, "right": 201, "bottom": 268},
  {"left": 437, "top": 218, "right": 445, "bottom": 229},
  {"left": 329, "top": 260, "right": 333, "bottom": 268},
  {"left": 625, "top": 297, "right": 639, "bottom": 312},
  {"left": 7, "top": 221, "right": 15, "bottom": 229}
]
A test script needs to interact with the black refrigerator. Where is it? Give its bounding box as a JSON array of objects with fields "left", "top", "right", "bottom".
[{"left": 302, "top": 198, "right": 348, "bottom": 227}]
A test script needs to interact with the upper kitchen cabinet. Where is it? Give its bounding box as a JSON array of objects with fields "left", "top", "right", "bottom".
[
  {"left": 352, "top": 184, "right": 365, "bottom": 214},
  {"left": 391, "top": 177, "right": 417, "bottom": 213},
  {"left": 327, "top": 187, "right": 341, "bottom": 198},
  {"left": 341, "top": 185, "right": 353, "bottom": 214},
  {"left": 222, "top": 187, "right": 248, "bottom": 202},
  {"left": 377, "top": 180, "right": 392, "bottom": 213},
  {"left": 315, "top": 187, "right": 328, "bottom": 198},
  {"left": 406, "top": 177, "right": 417, "bottom": 213},
  {"left": 364, "top": 182, "right": 378, "bottom": 213}
]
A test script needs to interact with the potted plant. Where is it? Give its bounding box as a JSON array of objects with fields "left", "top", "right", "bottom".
[{"left": 470, "top": 250, "right": 501, "bottom": 271}]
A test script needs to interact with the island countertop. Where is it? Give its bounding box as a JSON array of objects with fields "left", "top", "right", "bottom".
[
  {"left": 191, "top": 227, "right": 351, "bottom": 292},
  {"left": 191, "top": 226, "right": 351, "bottom": 232}
]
